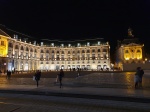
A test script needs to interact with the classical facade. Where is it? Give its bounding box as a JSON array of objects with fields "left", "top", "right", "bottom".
[
  {"left": 0, "top": 26, "right": 110, "bottom": 72},
  {"left": 115, "top": 28, "right": 144, "bottom": 70}
]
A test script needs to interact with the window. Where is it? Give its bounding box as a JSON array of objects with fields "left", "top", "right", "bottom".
[
  {"left": 137, "top": 50, "right": 140, "bottom": 53},
  {"left": 21, "top": 46, "right": 24, "bottom": 50},
  {"left": 41, "top": 50, "right": 44, "bottom": 53},
  {"left": 98, "top": 41, "right": 100, "bottom": 45},
  {"left": 62, "top": 51, "right": 64, "bottom": 54},
  {"left": 77, "top": 43, "right": 80, "bottom": 47},
  {"left": 92, "top": 49, "right": 95, "bottom": 52},
  {"left": 125, "top": 50, "right": 129, "bottom": 53},
  {"left": 87, "top": 50, "right": 90, "bottom": 53},
  {"left": 1, "top": 41, "right": 4, "bottom": 46}
]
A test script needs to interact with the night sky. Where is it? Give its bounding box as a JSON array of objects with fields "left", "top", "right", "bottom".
[{"left": 0, "top": 0, "right": 150, "bottom": 53}]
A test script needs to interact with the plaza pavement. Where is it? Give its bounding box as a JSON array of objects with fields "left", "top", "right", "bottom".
[{"left": 0, "top": 71, "right": 150, "bottom": 111}]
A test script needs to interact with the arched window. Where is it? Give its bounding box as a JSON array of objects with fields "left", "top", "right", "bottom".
[
  {"left": 34, "top": 49, "right": 37, "bottom": 52},
  {"left": 82, "top": 50, "right": 85, "bottom": 53},
  {"left": 62, "top": 51, "right": 64, "bottom": 54},
  {"left": 46, "top": 50, "right": 49, "bottom": 53},
  {"left": 92, "top": 49, "right": 95, "bottom": 52},
  {"left": 9, "top": 43, "right": 13, "bottom": 47},
  {"left": 52, "top": 50, "right": 54, "bottom": 53},
  {"left": 30, "top": 48, "right": 33, "bottom": 52},
  {"left": 68, "top": 51, "right": 70, "bottom": 54},
  {"left": 57, "top": 51, "right": 59, "bottom": 53},
  {"left": 77, "top": 50, "right": 80, "bottom": 53},
  {"left": 87, "top": 50, "right": 90, "bottom": 53},
  {"left": 98, "top": 49, "right": 100, "bottom": 52},
  {"left": 137, "top": 50, "right": 140, "bottom": 53},
  {"left": 21, "top": 46, "right": 24, "bottom": 50},
  {"left": 26, "top": 47, "right": 29, "bottom": 51},
  {"left": 41, "top": 50, "right": 44, "bottom": 53},
  {"left": 15, "top": 45, "right": 19, "bottom": 49},
  {"left": 125, "top": 50, "right": 129, "bottom": 53}
]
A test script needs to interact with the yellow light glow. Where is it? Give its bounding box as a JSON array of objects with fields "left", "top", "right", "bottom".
[
  {"left": 125, "top": 58, "right": 129, "bottom": 60},
  {"left": 0, "top": 35, "right": 8, "bottom": 57}
]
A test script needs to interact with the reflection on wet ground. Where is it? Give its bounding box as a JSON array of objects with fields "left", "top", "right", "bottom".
[{"left": 73, "top": 72, "right": 150, "bottom": 89}]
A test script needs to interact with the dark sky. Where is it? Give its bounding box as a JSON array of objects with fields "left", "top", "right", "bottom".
[{"left": 0, "top": 0, "right": 150, "bottom": 53}]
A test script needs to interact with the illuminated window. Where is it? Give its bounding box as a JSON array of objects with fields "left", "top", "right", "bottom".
[
  {"left": 77, "top": 43, "right": 80, "bottom": 47},
  {"left": 137, "top": 50, "right": 140, "bottom": 53},
  {"left": 98, "top": 41, "right": 100, "bottom": 45},
  {"left": 1, "top": 41, "right": 5, "bottom": 46},
  {"left": 125, "top": 50, "right": 129, "bottom": 53},
  {"left": 51, "top": 43, "right": 54, "bottom": 47},
  {"left": 41, "top": 42, "right": 43, "bottom": 46},
  {"left": 87, "top": 42, "right": 90, "bottom": 46}
]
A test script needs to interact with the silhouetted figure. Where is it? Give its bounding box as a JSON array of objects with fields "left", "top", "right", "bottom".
[
  {"left": 134, "top": 67, "right": 140, "bottom": 89},
  {"left": 34, "top": 70, "right": 41, "bottom": 87},
  {"left": 6, "top": 70, "right": 11, "bottom": 79},
  {"left": 139, "top": 67, "right": 144, "bottom": 88},
  {"left": 58, "top": 69, "right": 64, "bottom": 88}
]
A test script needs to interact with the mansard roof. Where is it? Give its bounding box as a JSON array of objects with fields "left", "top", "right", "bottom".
[
  {"left": 41, "top": 38, "right": 107, "bottom": 47},
  {"left": 0, "top": 25, "right": 35, "bottom": 43},
  {"left": 0, "top": 25, "right": 108, "bottom": 46},
  {"left": 0, "top": 25, "right": 10, "bottom": 37},
  {"left": 121, "top": 38, "right": 140, "bottom": 44}
]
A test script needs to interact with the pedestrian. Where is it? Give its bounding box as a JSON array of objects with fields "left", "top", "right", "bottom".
[
  {"left": 6, "top": 70, "right": 11, "bottom": 79},
  {"left": 139, "top": 67, "right": 144, "bottom": 88},
  {"left": 77, "top": 67, "right": 80, "bottom": 77},
  {"left": 34, "top": 70, "right": 41, "bottom": 87},
  {"left": 58, "top": 69, "right": 64, "bottom": 88},
  {"left": 134, "top": 67, "right": 140, "bottom": 89}
]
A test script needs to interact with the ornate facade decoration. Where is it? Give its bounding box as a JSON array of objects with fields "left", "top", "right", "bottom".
[
  {"left": 0, "top": 26, "right": 110, "bottom": 72},
  {"left": 115, "top": 28, "right": 144, "bottom": 70}
]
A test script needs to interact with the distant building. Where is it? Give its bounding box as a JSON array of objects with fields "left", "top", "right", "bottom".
[
  {"left": 115, "top": 28, "right": 145, "bottom": 71},
  {"left": 0, "top": 25, "right": 111, "bottom": 72}
]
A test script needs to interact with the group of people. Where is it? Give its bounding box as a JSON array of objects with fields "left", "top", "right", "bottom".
[
  {"left": 34, "top": 69, "right": 65, "bottom": 88},
  {"left": 134, "top": 67, "right": 144, "bottom": 89}
]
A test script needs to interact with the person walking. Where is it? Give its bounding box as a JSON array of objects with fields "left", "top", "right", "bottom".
[
  {"left": 58, "top": 69, "right": 64, "bottom": 88},
  {"left": 34, "top": 70, "right": 41, "bottom": 87}
]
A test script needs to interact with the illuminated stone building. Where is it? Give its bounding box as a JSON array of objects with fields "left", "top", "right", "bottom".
[
  {"left": 0, "top": 26, "right": 110, "bottom": 72},
  {"left": 115, "top": 28, "right": 144, "bottom": 70}
]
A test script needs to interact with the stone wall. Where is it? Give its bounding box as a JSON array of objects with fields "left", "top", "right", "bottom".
[{"left": 123, "top": 62, "right": 150, "bottom": 71}]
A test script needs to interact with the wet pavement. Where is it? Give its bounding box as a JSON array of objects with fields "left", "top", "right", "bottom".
[{"left": 0, "top": 71, "right": 150, "bottom": 111}]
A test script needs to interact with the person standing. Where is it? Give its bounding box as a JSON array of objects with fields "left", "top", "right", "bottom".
[
  {"left": 134, "top": 67, "right": 140, "bottom": 89},
  {"left": 35, "top": 70, "right": 41, "bottom": 87},
  {"left": 58, "top": 69, "right": 64, "bottom": 88},
  {"left": 139, "top": 67, "right": 144, "bottom": 88}
]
